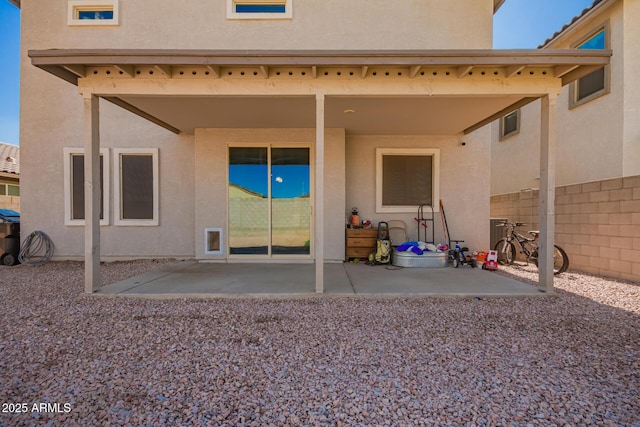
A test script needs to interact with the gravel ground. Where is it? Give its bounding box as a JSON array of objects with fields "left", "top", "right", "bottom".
[{"left": 0, "top": 260, "right": 638, "bottom": 426}]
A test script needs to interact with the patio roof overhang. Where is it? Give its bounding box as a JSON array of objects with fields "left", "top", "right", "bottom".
[{"left": 29, "top": 49, "right": 611, "bottom": 136}]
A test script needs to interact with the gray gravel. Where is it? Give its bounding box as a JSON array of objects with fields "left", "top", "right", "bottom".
[{"left": 0, "top": 260, "right": 638, "bottom": 426}]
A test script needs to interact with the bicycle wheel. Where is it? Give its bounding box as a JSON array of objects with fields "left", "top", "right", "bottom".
[
  {"left": 494, "top": 239, "right": 516, "bottom": 265},
  {"left": 532, "top": 245, "right": 570, "bottom": 275}
]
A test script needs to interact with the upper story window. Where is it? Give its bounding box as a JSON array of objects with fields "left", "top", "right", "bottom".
[
  {"left": 227, "top": 0, "right": 292, "bottom": 20},
  {"left": 68, "top": 0, "right": 119, "bottom": 26},
  {"left": 571, "top": 25, "right": 609, "bottom": 108},
  {"left": 499, "top": 109, "right": 520, "bottom": 140}
]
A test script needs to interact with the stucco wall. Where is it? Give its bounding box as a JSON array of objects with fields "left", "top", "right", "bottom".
[
  {"left": 490, "top": 1, "right": 631, "bottom": 195},
  {"left": 194, "top": 128, "right": 346, "bottom": 262},
  {"left": 346, "top": 128, "right": 492, "bottom": 254},
  {"left": 622, "top": 0, "right": 640, "bottom": 176},
  {"left": 22, "top": 0, "right": 494, "bottom": 51},
  {"left": 20, "top": 94, "right": 196, "bottom": 260}
]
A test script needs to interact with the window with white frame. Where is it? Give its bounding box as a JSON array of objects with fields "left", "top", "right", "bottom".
[
  {"left": 227, "top": 0, "right": 292, "bottom": 19},
  {"left": 68, "top": 0, "right": 119, "bottom": 26},
  {"left": 114, "top": 149, "right": 159, "bottom": 226},
  {"left": 63, "top": 148, "right": 110, "bottom": 226},
  {"left": 571, "top": 26, "right": 609, "bottom": 107},
  {"left": 499, "top": 109, "right": 520, "bottom": 140},
  {"left": 376, "top": 148, "right": 440, "bottom": 213}
]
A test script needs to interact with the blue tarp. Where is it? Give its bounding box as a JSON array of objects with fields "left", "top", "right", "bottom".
[{"left": 0, "top": 209, "right": 20, "bottom": 223}]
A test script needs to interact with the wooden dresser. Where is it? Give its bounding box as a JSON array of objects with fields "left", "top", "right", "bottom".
[{"left": 345, "top": 228, "right": 378, "bottom": 260}]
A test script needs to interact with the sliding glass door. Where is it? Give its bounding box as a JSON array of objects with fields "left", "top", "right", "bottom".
[{"left": 228, "top": 145, "right": 311, "bottom": 257}]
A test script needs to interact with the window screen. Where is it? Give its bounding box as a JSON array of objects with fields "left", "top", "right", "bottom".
[
  {"left": 382, "top": 155, "right": 433, "bottom": 207},
  {"left": 120, "top": 155, "right": 154, "bottom": 220},
  {"left": 576, "top": 29, "right": 606, "bottom": 102},
  {"left": 71, "top": 154, "right": 104, "bottom": 220}
]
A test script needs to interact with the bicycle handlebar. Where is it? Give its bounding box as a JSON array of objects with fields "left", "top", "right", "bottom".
[{"left": 496, "top": 221, "right": 527, "bottom": 227}]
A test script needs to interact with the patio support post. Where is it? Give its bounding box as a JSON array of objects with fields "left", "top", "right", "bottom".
[
  {"left": 539, "top": 91, "right": 558, "bottom": 292},
  {"left": 315, "top": 93, "right": 325, "bottom": 293},
  {"left": 83, "top": 93, "right": 101, "bottom": 293}
]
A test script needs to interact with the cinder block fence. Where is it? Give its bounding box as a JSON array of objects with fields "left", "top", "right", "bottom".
[{"left": 491, "top": 175, "right": 640, "bottom": 283}]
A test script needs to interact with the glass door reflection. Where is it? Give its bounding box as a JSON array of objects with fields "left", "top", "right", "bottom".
[{"left": 271, "top": 148, "right": 311, "bottom": 255}]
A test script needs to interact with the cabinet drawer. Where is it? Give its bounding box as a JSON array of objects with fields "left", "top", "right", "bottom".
[
  {"left": 346, "top": 247, "right": 374, "bottom": 258},
  {"left": 346, "top": 229, "right": 378, "bottom": 238},
  {"left": 347, "top": 237, "right": 377, "bottom": 248}
]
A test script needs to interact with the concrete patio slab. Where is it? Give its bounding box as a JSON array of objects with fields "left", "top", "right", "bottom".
[{"left": 96, "top": 260, "right": 544, "bottom": 298}]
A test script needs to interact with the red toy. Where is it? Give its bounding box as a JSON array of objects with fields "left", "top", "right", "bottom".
[
  {"left": 482, "top": 250, "right": 498, "bottom": 271},
  {"left": 482, "top": 260, "right": 498, "bottom": 271}
]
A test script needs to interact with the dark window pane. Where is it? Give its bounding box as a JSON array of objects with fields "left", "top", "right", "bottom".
[
  {"left": 577, "top": 67, "right": 605, "bottom": 100},
  {"left": 503, "top": 111, "right": 519, "bottom": 136},
  {"left": 0, "top": 186, "right": 5, "bottom": 195},
  {"left": 121, "top": 155, "right": 154, "bottom": 220},
  {"left": 382, "top": 155, "right": 433, "bottom": 206},
  {"left": 71, "top": 154, "right": 104, "bottom": 220},
  {"left": 236, "top": 5, "right": 285, "bottom": 13},
  {"left": 78, "top": 10, "right": 114, "bottom": 19}
]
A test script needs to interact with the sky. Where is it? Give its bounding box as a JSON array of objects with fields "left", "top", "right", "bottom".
[{"left": 0, "top": 0, "right": 595, "bottom": 147}]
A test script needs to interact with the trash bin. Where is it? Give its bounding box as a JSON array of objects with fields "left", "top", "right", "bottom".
[{"left": 0, "top": 209, "right": 20, "bottom": 266}]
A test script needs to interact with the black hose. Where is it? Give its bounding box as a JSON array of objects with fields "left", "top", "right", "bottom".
[{"left": 18, "top": 231, "right": 55, "bottom": 266}]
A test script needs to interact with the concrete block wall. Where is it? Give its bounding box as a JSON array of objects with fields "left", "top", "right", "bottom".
[
  {"left": 0, "top": 195, "right": 20, "bottom": 212},
  {"left": 490, "top": 175, "right": 640, "bottom": 283}
]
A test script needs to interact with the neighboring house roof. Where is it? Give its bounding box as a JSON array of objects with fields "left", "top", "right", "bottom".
[
  {"left": 7, "top": 0, "right": 20, "bottom": 8},
  {"left": 539, "top": 0, "right": 609, "bottom": 48},
  {"left": 0, "top": 142, "right": 20, "bottom": 175}
]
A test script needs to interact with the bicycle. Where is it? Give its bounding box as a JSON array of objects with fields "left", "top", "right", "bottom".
[
  {"left": 449, "top": 240, "right": 477, "bottom": 268},
  {"left": 494, "top": 221, "right": 569, "bottom": 275}
]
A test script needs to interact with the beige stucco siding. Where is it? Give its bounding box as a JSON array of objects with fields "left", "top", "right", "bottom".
[
  {"left": 20, "top": 88, "right": 196, "bottom": 259},
  {"left": 623, "top": 0, "right": 640, "bottom": 176},
  {"left": 22, "top": 0, "right": 494, "bottom": 51},
  {"left": 491, "top": 0, "right": 631, "bottom": 195},
  {"left": 194, "top": 128, "right": 346, "bottom": 261},
  {"left": 347, "top": 128, "right": 492, "bottom": 253}
]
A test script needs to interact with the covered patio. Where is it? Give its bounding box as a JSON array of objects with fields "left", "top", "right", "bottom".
[
  {"left": 96, "top": 260, "right": 542, "bottom": 298},
  {"left": 28, "top": 48, "right": 611, "bottom": 295}
]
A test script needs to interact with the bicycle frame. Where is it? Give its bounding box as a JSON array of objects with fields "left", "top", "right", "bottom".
[{"left": 498, "top": 223, "right": 538, "bottom": 264}]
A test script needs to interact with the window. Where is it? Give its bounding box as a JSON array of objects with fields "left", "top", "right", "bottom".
[
  {"left": 114, "top": 149, "right": 159, "bottom": 226},
  {"left": 571, "top": 26, "right": 609, "bottom": 107},
  {"left": 227, "top": 0, "right": 292, "bottom": 19},
  {"left": 0, "top": 184, "right": 19, "bottom": 196},
  {"left": 68, "top": 0, "right": 119, "bottom": 26},
  {"left": 63, "top": 148, "right": 109, "bottom": 226},
  {"left": 499, "top": 109, "right": 520, "bottom": 140},
  {"left": 376, "top": 148, "right": 440, "bottom": 213}
]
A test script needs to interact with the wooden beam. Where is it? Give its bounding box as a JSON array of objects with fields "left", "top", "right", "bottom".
[
  {"left": 457, "top": 65, "right": 473, "bottom": 78},
  {"left": 464, "top": 97, "right": 538, "bottom": 135},
  {"left": 315, "top": 93, "right": 325, "bottom": 293},
  {"left": 259, "top": 65, "right": 269, "bottom": 78},
  {"left": 361, "top": 65, "right": 368, "bottom": 79},
  {"left": 311, "top": 65, "right": 318, "bottom": 79},
  {"left": 114, "top": 64, "right": 135, "bottom": 77},
  {"left": 538, "top": 92, "right": 558, "bottom": 292},
  {"left": 62, "top": 65, "right": 86, "bottom": 78},
  {"left": 409, "top": 65, "right": 421, "bottom": 78},
  {"left": 83, "top": 94, "right": 100, "bottom": 293},
  {"left": 505, "top": 65, "right": 525, "bottom": 78},
  {"left": 553, "top": 64, "right": 579, "bottom": 78},
  {"left": 153, "top": 64, "right": 172, "bottom": 77},
  {"left": 561, "top": 65, "right": 603, "bottom": 86},
  {"left": 205, "top": 65, "right": 220, "bottom": 78},
  {"left": 102, "top": 96, "right": 180, "bottom": 134}
]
